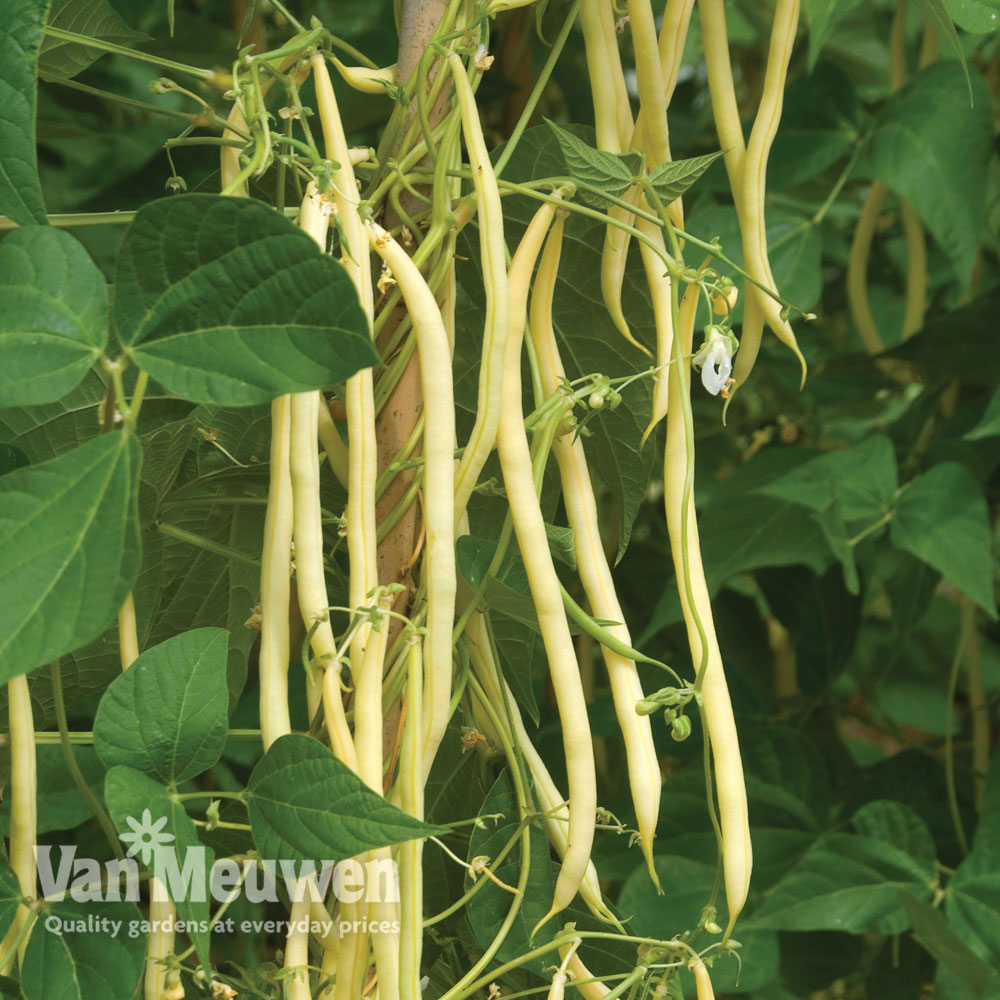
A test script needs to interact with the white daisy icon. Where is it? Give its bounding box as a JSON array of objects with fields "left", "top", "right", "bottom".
[{"left": 119, "top": 809, "right": 175, "bottom": 865}]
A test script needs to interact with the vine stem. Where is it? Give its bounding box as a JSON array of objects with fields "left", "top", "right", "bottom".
[
  {"left": 52, "top": 662, "right": 126, "bottom": 861},
  {"left": 42, "top": 26, "right": 221, "bottom": 81},
  {"left": 945, "top": 603, "right": 971, "bottom": 855}
]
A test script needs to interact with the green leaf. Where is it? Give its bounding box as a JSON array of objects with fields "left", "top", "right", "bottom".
[
  {"left": 748, "top": 831, "right": 934, "bottom": 934},
  {"left": 902, "top": 894, "right": 994, "bottom": 996},
  {"left": 966, "top": 386, "right": 1000, "bottom": 440},
  {"left": 640, "top": 490, "right": 836, "bottom": 635},
  {"left": 104, "top": 766, "right": 213, "bottom": 970},
  {"left": 0, "top": 432, "right": 141, "bottom": 683},
  {"left": 801, "top": 0, "right": 865, "bottom": 67},
  {"left": 0, "top": 446, "right": 29, "bottom": 477},
  {"left": 0, "top": 227, "right": 107, "bottom": 406},
  {"left": 466, "top": 770, "right": 556, "bottom": 977},
  {"left": 247, "top": 734, "right": 445, "bottom": 862},
  {"left": 20, "top": 899, "right": 145, "bottom": 1000},
  {"left": 1, "top": 745, "right": 105, "bottom": 835},
  {"left": 890, "top": 462, "right": 996, "bottom": 618},
  {"left": 946, "top": 849, "right": 1000, "bottom": 973},
  {"left": 0, "top": 0, "right": 50, "bottom": 226},
  {"left": 93, "top": 628, "right": 229, "bottom": 783},
  {"left": 113, "top": 195, "right": 379, "bottom": 405},
  {"left": 542, "top": 119, "right": 642, "bottom": 208},
  {"left": 770, "top": 63, "right": 861, "bottom": 186},
  {"left": 757, "top": 435, "right": 897, "bottom": 523},
  {"left": 943, "top": 0, "right": 1000, "bottom": 33},
  {"left": 685, "top": 203, "right": 822, "bottom": 324},
  {"left": 619, "top": 854, "right": 779, "bottom": 992},
  {"left": 0, "top": 863, "right": 22, "bottom": 944},
  {"left": 913, "top": 0, "right": 972, "bottom": 99},
  {"left": 38, "top": 0, "right": 148, "bottom": 80},
  {"left": 855, "top": 63, "right": 993, "bottom": 284},
  {"left": 646, "top": 151, "right": 725, "bottom": 204},
  {"left": 851, "top": 801, "right": 936, "bottom": 873},
  {"left": 545, "top": 523, "right": 576, "bottom": 569}
]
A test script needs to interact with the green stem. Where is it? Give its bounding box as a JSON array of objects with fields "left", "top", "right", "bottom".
[
  {"left": 173, "top": 790, "right": 248, "bottom": 802},
  {"left": 42, "top": 26, "right": 217, "bottom": 80},
  {"left": 154, "top": 522, "right": 260, "bottom": 566},
  {"left": 560, "top": 586, "right": 681, "bottom": 680},
  {"left": 126, "top": 371, "right": 149, "bottom": 430},
  {"left": 47, "top": 77, "right": 205, "bottom": 123},
  {"left": 51, "top": 662, "right": 125, "bottom": 861},
  {"left": 246, "top": 26, "right": 324, "bottom": 64},
  {"left": 493, "top": 0, "right": 582, "bottom": 178},
  {"left": 945, "top": 611, "right": 971, "bottom": 855},
  {"left": 811, "top": 138, "right": 866, "bottom": 226},
  {"left": 423, "top": 816, "right": 531, "bottom": 928},
  {"left": 848, "top": 510, "right": 893, "bottom": 546}
]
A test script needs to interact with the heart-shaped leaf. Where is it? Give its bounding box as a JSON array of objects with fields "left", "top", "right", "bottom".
[
  {"left": 0, "top": 432, "right": 141, "bottom": 683},
  {"left": 0, "top": 227, "right": 107, "bottom": 405},
  {"left": 94, "top": 628, "right": 230, "bottom": 783},
  {"left": 113, "top": 194, "right": 379, "bottom": 406}
]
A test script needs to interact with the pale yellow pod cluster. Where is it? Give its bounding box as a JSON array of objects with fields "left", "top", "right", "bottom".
[
  {"left": 698, "top": 0, "right": 804, "bottom": 389},
  {"left": 529, "top": 217, "right": 663, "bottom": 886}
]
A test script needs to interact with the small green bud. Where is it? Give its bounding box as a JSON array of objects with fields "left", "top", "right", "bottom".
[{"left": 670, "top": 714, "right": 692, "bottom": 741}]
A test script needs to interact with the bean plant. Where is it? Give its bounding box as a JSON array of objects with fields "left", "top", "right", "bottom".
[{"left": 0, "top": 0, "right": 998, "bottom": 998}]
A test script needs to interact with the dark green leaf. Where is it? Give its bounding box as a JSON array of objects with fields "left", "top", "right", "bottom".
[
  {"left": 0, "top": 227, "right": 107, "bottom": 405},
  {"left": 543, "top": 119, "right": 642, "bottom": 208},
  {"left": 902, "top": 893, "right": 993, "bottom": 995},
  {"left": 38, "top": 0, "right": 148, "bottom": 80},
  {"left": 20, "top": 899, "right": 145, "bottom": 1000},
  {"left": 641, "top": 490, "right": 837, "bottom": 634},
  {"left": 0, "top": 0, "right": 50, "bottom": 226},
  {"left": 104, "top": 766, "right": 213, "bottom": 970},
  {"left": 884, "top": 293, "right": 1000, "bottom": 389},
  {"left": 646, "top": 151, "right": 725, "bottom": 204},
  {"left": 748, "top": 831, "right": 933, "bottom": 933},
  {"left": 965, "top": 385, "right": 1000, "bottom": 440},
  {"left": 770, "top": 63, "right": 861, "bottom": 185},
  {"left": 855, "top": 64, "right": 993, "bottom": 284},
  {"left": 0, "top": 432, "right": 141, "bottom": 683},
  {"left": 779, "top": 931, "right": 863, "bottom": 995},
  {"left": 113, "top": 195, "right": 379, "bottom": 405},
  {"left": 758, "top": 435, "right": 897, "bottom": 523},
  {"left": 851, "top": 800, "right": 936, "bottom": 873},
  {"left": 93, "top": 628, "right": 229, "bottom": 783},
  {"left": 1, "top": 745, "right": 105, "bottom": 835},
  {"left": 801, "top": 0, "right": 865, "bottom": 67},
  {"left": 890, "top": 462, "right": 996, "bottom": 617},
  {"left": 0, "top": 446, "right": 29, "bottom": 477},
  {"left": 0, "top": 863, "right": 22, "bottom": 945},
  {"left": 247, "top": 734, "right": 445, "bottom": 862}
]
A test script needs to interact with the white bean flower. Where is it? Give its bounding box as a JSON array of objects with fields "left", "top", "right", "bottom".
[{"left": 692, "top": 327, "right": 735, "bottom": 396}]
